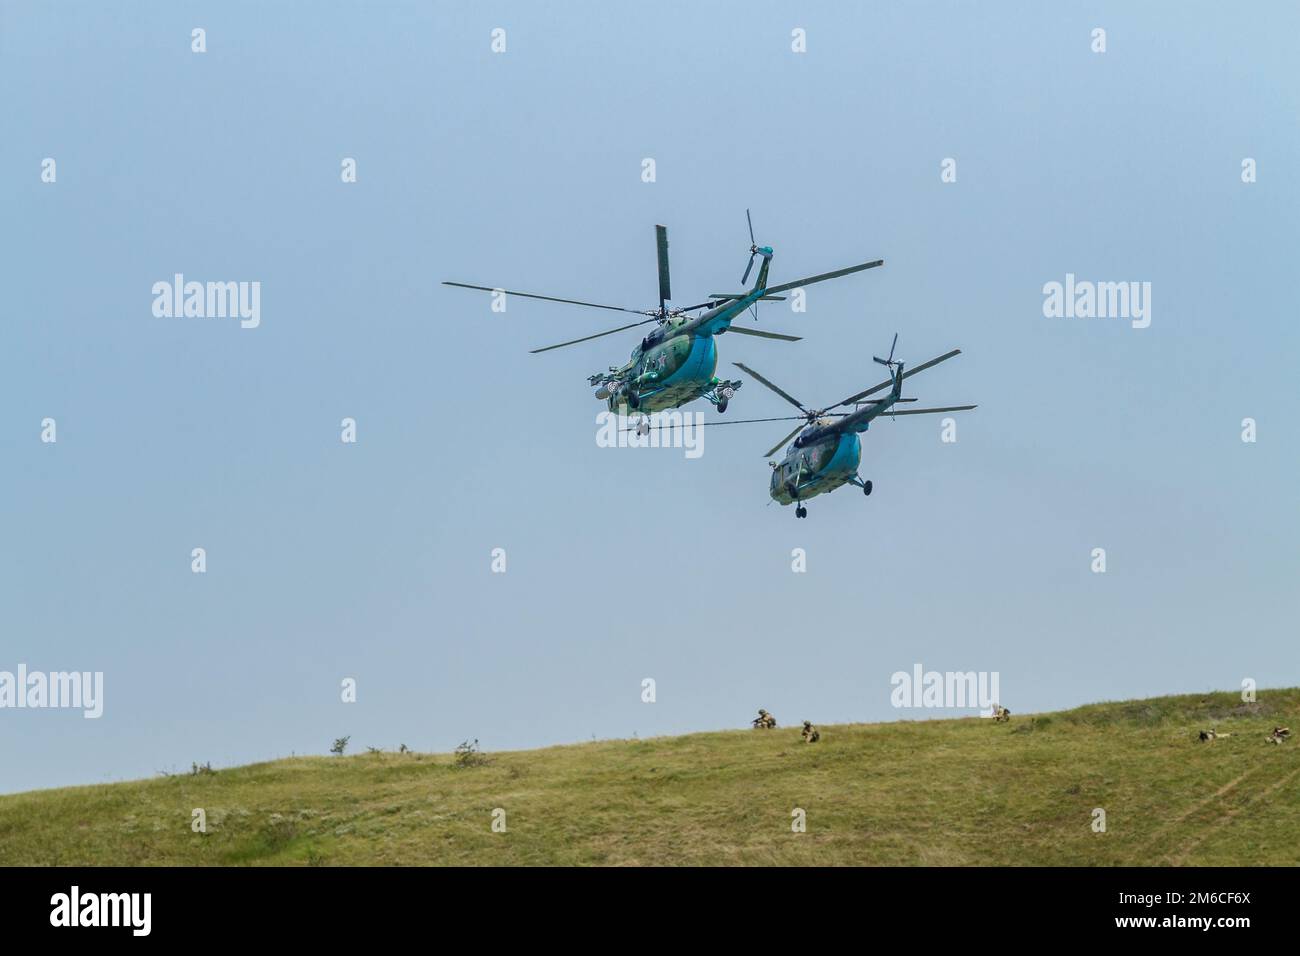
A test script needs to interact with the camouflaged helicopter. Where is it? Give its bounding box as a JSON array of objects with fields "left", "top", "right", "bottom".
[
  {"left": 639, "top": 335, "right": 976, "bottom": 517},
  {"left": 443, "top": 213, "right": 883, "bottom": 429}
]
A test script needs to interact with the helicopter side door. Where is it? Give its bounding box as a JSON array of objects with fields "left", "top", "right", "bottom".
[{"left": 781, "top": 456, "right": 800, "bottom": 490}]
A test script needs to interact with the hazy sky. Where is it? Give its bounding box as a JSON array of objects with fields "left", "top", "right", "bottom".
[{"left": 3, "top": 1, "right": 1297, "bottom": 794}]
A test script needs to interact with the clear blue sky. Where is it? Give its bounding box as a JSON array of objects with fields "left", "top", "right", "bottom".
[{"left": 3, "top": 1, "right": 1297, "bottom": 794}]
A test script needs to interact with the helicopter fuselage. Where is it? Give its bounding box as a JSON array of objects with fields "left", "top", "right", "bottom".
[
  {"left": 605, "top": 332, "right": 719, "bottom": 414},
  {"left": 769, "top": 427, "right": 863, "bottom": 505},
  {"left": 600, "top": 297, "right": 758, "bottom": 414}
]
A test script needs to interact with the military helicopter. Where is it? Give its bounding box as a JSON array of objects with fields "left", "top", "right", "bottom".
[
  {"left": 635, "top": 335, "right": 976, "bottom": 517},
  {"left": 443, "top": 213, "right": 883, "bottom": 427}
]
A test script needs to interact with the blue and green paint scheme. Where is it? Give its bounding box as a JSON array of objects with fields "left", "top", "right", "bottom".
[
  {"left": 443, "top": 219, "right": 883, "bottom": 418},
  {"left": 729, "top": 347, "right": 976, "bottom": 517},
  {"left": 591, "top": 270, "right": 782, "bottom": 415},
  {"left": 769, "top": 428, "right": 866, "bottom": 506},
  {"left": 593, "top": 248, "right": 888, "bottom": 416}
]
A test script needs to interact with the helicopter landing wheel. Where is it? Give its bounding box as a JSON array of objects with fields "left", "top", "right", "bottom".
[
  {"left": 717, "top": 399, "right": 728, "bottom": 414},
  {"left": 636, "top": 420, "right": 650, "bottom": 437},
  {"left": 863, "top": 480, "right": 873, "bottom": 496},
  {"left": 795, "top": 505, "right": 807, "bottom": 519}
]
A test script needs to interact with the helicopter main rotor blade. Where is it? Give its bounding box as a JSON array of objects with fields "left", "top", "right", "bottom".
[
  {"left": 620, "top": 414, "right": 806, "bottom": 432},
  {"left": 761, "top": 258, "right": 884, "bottom": 295},
  {"left": 886, "top": 405, "right": 977, "bottom": 416},
  {"left": 529, "top": 317, "right": 660, "bottom": 354},
  {"left": 725, "top": 327, "right": 801, "bottom": 342},
  {"left": 746, "top": 208, "right": 756, "bottom": 246},
  {"left": 764, "top": 423, "right": 806, "bottom": 458},
  {"left": 733, "top": 362, "right": 809, "bottom": 413},
  {"left": 443, "top": 282, "right": 650, "bottom": 316},
  {"left": 831, "top": 348, "right": 962, "bottom": 409},
  {"left": 655, "top": 225, "right": 671, "bottom": 310}
]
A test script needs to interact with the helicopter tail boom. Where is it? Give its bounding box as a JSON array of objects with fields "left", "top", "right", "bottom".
[{"left": 750, "top": 252, "right": 772, "bottom": 296}]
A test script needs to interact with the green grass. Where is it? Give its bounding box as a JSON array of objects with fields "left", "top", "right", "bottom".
[{"left": 3, "top": 689, "right": 1297, "bottom": 866}]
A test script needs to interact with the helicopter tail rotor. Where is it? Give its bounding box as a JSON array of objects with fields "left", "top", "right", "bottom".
[
  {"left": 741, "top": 209, "right": 758, "bottom": 284},
  {"left": 878, "top": 335, "right": 899, "bottom": 369},
  {"left": 740, "top": 209, "right": 775, "bottom": 320},
  {"left": 741, "top": 209, "right": 773, "bottom": 284},
  {"left": 873, "top": 333, "right": 905, "bottom": 396}
]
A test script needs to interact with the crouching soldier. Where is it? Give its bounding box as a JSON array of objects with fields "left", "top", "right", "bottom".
[
  {"left": 991, "top": 704, "right": 1011, "bottom": 723},
  {"left": 751, "top": 709, "right": 777, "bottom": 729},
  {"left": 801, "top": 721, "right": 820, "bottom": 743}
]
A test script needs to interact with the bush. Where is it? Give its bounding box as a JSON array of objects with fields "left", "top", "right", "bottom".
[
  {"left": 330, "top": 736, "right": 350, "bottom": 756},
  {"left": 454, "top": 739, "right": 488, "bottom": 768}
]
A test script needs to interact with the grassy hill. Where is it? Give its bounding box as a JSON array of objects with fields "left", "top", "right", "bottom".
[{"left": 3, "top": 689, "right": 1298, "bottom": 866}]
